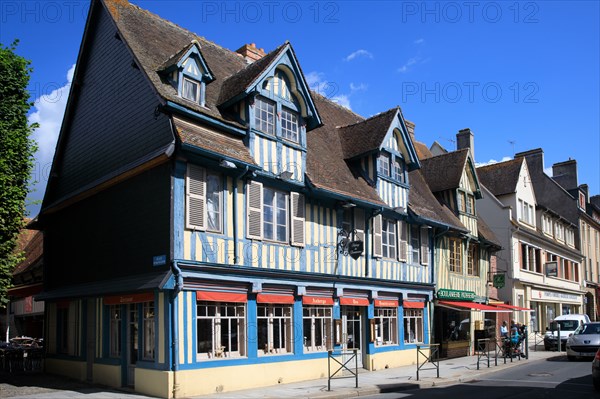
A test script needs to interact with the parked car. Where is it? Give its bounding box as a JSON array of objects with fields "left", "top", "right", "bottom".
[
  {"left": 544, "top": 314, "right": 590, "bottom": 350},
  {"left": 593, "top": 347, "right": 600, "bottom": 391},
  {"left": 566, "top": 322, "right": 600, "bottom": 360}
]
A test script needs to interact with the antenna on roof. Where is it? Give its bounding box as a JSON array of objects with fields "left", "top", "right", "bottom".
[{"left": 508, "top": 140, "right": 516, "bottom": 157}]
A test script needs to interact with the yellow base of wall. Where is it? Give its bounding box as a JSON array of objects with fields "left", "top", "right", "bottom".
[
  {"left": 45, "top": 358, "right": 86, "bottom": 381},
  {"left": 366, "top": 348, "right": 424, "bottom": 371},
  {"left": 92, "top": 363, "right": 121, "bottom": 388}
]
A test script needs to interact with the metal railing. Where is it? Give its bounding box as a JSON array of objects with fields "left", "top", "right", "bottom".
[
  {"left": 416, "top": 344, "right": 440, "bottom": 381},
  {"left": 476, "top": 338, "right": 492, "bottom": 370},
  {"left": 327, "top": 349, "right": 358, "bottom": 391}
]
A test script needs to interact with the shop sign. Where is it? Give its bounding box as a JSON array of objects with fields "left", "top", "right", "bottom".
[
  {"left": 493, "top": 273, "right": 505, "bottom": 289},
  {"left": 436, "top": 289, "right": 476, "bottom": 301},
  {"left": 348, "top": 240, "right": 364, "bottom": 260},
  {"left": 545, "top": 262, "right": 558, "bottom": 277},
  {"left": 531, "top": 289, "right": 580, "bottom": 303}
]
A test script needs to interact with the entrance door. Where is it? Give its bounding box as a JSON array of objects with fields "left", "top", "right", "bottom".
[
  {"left": 126, "top": 304, "right": 138, "bottom": 387},
  {"left": 341, "top": 306, "right": 364, "bottom": 368}
]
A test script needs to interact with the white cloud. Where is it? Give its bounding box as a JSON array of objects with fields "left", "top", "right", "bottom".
[
  {"left": 332, "top": 95, "right": 351, "bottom": 110},
  {"left": 27, "top": 64, "right": 75, "bottom": 216},
  {"left": 475, "top": 156, "right": 512, "bottom": 168},
  {"left": 414, "top": 38, "right": 425, "bottom": 44},
  {"left": 398, "top": 56, "right": 421, "bottom": 73},
  {"left": 344, "top": 49, "right": 373, "bottom": 62},
  {"left": 350, "top": 82, "right": 368, "bottom": 93}
]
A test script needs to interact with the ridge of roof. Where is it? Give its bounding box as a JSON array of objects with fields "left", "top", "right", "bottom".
[{"left": 336, "top": 107, "right": 398, "bottom": 129}]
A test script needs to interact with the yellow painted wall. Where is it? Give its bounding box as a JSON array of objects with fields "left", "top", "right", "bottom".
[
  {"left": 366, "top": 348, "right": 423, "bottom": 371},
  {"left": 136, "top": 368, "right": 173, "bottom": 398},
  {"left": 93, "top": 363, "right": 121, "bottom": 387},
  {"left": 45, "top": 358, "right": 86, "bottom": 381}
]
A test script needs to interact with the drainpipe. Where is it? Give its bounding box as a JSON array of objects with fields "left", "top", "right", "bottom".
[
  {"left": 232, "top": 166, "right": 249, "bottom": 264},
  {"left": 171, "top": 261, "right": 183, "bottom": 398}
]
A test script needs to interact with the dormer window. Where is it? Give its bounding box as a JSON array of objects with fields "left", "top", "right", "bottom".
[
  {"left": 182, "top": 77, "right": 200, "bottom": 102},
  {"left": 378, "top": 152, "right": 407, "bottom": 184},
  {"left": 281, "top": 108, "right": 299, "bottom": 142},
  {"left": 378, "top": 154, "right": 391, "bottom": 177},
  {"left": 255, "top": 97, "right": 276, "bottom": 135}
]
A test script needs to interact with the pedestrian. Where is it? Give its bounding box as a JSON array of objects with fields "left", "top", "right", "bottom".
[{"left": 500, "top": 321, "right": 508, "bottom": 338}]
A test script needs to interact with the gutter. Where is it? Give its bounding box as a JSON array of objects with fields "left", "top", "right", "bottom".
[
  {"left": 170, "top": 261, "right": 184, "bottom": 398},
  {"left": 165, "top": 101, "right": 246, "bottom": 136}
]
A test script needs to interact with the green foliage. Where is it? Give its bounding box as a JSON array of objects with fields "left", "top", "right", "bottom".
[{"left": 0, "top": 40, "right": 38, "bottom": 307}]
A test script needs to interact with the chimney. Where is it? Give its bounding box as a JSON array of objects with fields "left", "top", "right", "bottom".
[
  {"left": 552, "top": 159, "right": 578, "bottom": 191},
  {"left": 515, "top": 148, "right": 544, "bottom": 173},
  {"left": 235, "top": 43, "right": 266, "bottom": 63},
  {"left": 591, "top": 195, "right": 600, "bottom": 209},
  {"left": 405, "top": 120, "right": 416, "bottom": 142},
  {"left": 457, "top": 128, "right": 475, "bottom": 161}
]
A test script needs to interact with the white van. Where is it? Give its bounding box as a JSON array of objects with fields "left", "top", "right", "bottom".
[{"left": 543, "top": 314, "right": 591, "bottom": 350}]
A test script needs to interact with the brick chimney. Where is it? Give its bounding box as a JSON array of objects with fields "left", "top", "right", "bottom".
[
  {"left": 515, "top": 148, "right": 544, "bottom": 174},
  {"left": 552, "top": 159, "right": 578, "bottom": 191},
  {"left": 405, "top": 120, "right": 416, "bottom": 142},
  {"left": 235, "top": 43, "right": 266, "bottom": 63},
  {"left": 457, "top": 128, "right": 475, "bottom": 161}
]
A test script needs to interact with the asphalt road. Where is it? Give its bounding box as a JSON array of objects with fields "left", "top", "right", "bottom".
[{"left": 362, "top": 354, "right": 596, "bottom": 399}]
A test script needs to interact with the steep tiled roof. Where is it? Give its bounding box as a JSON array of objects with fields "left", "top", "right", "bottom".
[
  {"left": 414, "top": 141, "right": 434, "bottom": 160},
  {"left": 408, "top": 169, "right": 467, "bottom": 232},
  {"left": 12, "top": 230, "right": 43, "bottom": 276},
  {"left": 477, "top": 158, "right": 523, "bottom": 196},
  {"left": 104, "top": 0, "right": 248, "bottom": 128},
  {"left": 338, "top": 108, "right": 398, "bottom": 159},
  {"left": 419, "top": 149, "right": 470, "bottom": 193},
  {"left": 218, "top": 43, "right": 287, "bottom": 105},
  {"left": 172, "top": 116, "right": 256, "bottom": 166}
]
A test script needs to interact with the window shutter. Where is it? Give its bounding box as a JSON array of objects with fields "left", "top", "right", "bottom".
[
  {"left": 398, "top": 221, "right": 408, "bottom": 262},
  {"left": 354, "top": 209, "right": 365, "bottom": 243},
  {"left": 420, "top": 227, "right": 429, "bottom": 265},
  {"left": 186, "top": 164, "right": 206, "bottom": 230},
  {"left": 246, "top": 181, "right": 263, "bottom": 239},
  {"left": 373, "top": 214, "right": 382, "bottom": 258},
  {"left": 290, "top": 192, "right": 305, "bottom": 247}
]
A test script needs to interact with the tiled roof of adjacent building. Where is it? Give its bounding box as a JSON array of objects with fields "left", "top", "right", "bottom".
[
  {"left": 419, "top": 149, "right": 470, "bottom": 193},
  {"left": 477, "top": 158, "right": 523, "bottom": 196},
  {"left": 338, "top": 108, "right": 398, "bottom": 160}
]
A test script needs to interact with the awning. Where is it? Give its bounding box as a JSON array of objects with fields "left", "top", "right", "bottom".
[
  {"left": 257, "top": 293, "right": 294, "bottom": 304},
  {"left": 340, "top": 297, "right": 370, "bottom": 306},
  {"left": 197, "top": 291, "right": 247, "bottom": 303},
  {"left": 437, "top": 300, "right": 511, "bottom": 313},
  {"left": 105, "top": 292, "right": 154, "bottom": 305},
  {"left": 494, "top": 303, "right": 534, "bottom": 312},
  {"left": 302, "top": 296, "right": 334, "bottom": 306},
  {"left": 375, "top": 299, "right": 399, "bottom": 307},
  {"left": 403, "top": 300, "right": 425, "bottom": 309}
]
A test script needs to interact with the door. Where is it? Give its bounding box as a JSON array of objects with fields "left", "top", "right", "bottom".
[
  {"left": 341, "top": 306, "right": 364, "bottom": 368},
  {"left": 126, "top": 304, "right": 138, "bottom": 387}
]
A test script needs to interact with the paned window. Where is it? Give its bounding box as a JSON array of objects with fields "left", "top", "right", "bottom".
[
  {"left": 281, "top": 108, "right": 299, "bottom": 142},
  {"left": 374, "top": 307, "right": 398, "bottom": 346},
  {"left": 378, "top": 153, "right": 390, "bottom": 177},
  {"left": 382, "top": 219, "right": 397, "bottom": 259},
  {"left": 142, "top": 301, "right": 155, "bottom": 361},
  {"left": 303, "top": 306, "right": 332, "bottom": 352},
  {"left": 109, "top": 305, "right": 121, "bottom": 358},
  {"left": 197, "top": 302, "right": 246, "bottom": 359},
  {"left": 467, "top": 244, "right": 479, "bottom": 276},
  {"left": 258, "top": 304, "right": 293, "bottom": 355},
  {"left": 449, "top": 238, "right": 462, "bottom": 273},
  {"left": 263, "top": 187, "right": 288, "bottom": 242},
  {"left": 404, "top": 309, "right": 424, "bottom": 344},
  {"left": 255, "top": 97, "right": 275, "bottom": 135},
  {"left": 410, "top": 225, "right": 420, "bottom": 264}
]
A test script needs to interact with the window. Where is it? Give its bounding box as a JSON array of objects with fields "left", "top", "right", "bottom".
[
  {"left": 182, "top": 77, "right": 199, "bottom": 102},
  {"left": 109, "top": 305, "right": 121, "bottom": 358},
  {"left": 521, "top": 243, "right": 541, "bottom": 273},
  {"left": 410, "top": 225, "right": 420, "bottom": 264},
  {"left": 565, "top": 228, "right": 575, "bottom": 247},
  {"left": 281, "top": 108, "right": 299, "bottom": 142},
  {"left": 555, "top": 223, "right": 565, "bottom": 242},
  {"left": 263, "top": 187, "right": 288, "bottom": 242},
  {"left": 197, "top": 301, "right": 246, "bottom": 359},
  {"left": 467, "top": 244, "right": 479, "bottom": 276},
  {"left": 457, "top": 192, "right": 466, "bottom": 213},
  {"left": 374, "top": 307, "right": 398, "bottom": 346},
  {"left": 382, "top": 219, "right": 397, "bottom": 259},
  {"left": 56, "top": 301, "right": 80, "bottom": 356},
  {"left": 542, "top": 214, "right": 553, "bottom": 235},
  {"left": 393, "top": 159, "right": 405, "bottom": 183},
  {"left": 186, "top": 165, "right": 223, "bottom": 233},
  {"left": 449, "top": 238, "right": 462, "bottom": 273},
  {"left": 404, "top": 309, "right": 424, "bottom": 344},
  {"left": 378, "top": 153, "right": 390, "bottom": 177},
  {"left": 57, "top": 307, "right": 70, "bottom": 354},
  {"left": 258, "top": 304, "right": 293, "bottom": 355},
  {"left": 303, "top": 306, "right": 332, "bottom": 352},
  {"left": 142, "top": 302, "right": 155, "bottom": 360},
  {"left": 519, "top": 200, "right": 534, "bottom": 225},
  {"left": 465, "top": 194, "right": 475, "bottom": 215},
  {"left": 255, "top": 97, "right": 275, "bottom": 135}
]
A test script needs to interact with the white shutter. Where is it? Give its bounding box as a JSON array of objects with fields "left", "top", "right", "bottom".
[
  {"left": 186, "top": 164, "right": 206, "bottom": 230},
  {"left": 246, "top": 180, "right": 263, "bottom": 239},
  {"left": 354, "top": 208, "right": 365, "bottom": 243},
  {"left": 420, "top": 226, "right": 429, "bottom": 265},
  {"left": 398, "top": 221, "right": 408, "bottom": 262},
  {"left": 373, "top": 214, "right": 382, "bottom": 258},
  {"left": 291, "top": 192, "right": 305, "bottom": 247}
]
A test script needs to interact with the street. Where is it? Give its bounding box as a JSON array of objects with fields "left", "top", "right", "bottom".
[{"left": 362, "top": 355, "right": 595, "bottom": 399}]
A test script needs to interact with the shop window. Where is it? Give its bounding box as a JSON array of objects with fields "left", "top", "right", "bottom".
[
  {"left": 258, "top": 304, "right": 293, "bottom": 355},
  {"left": 302, "top": 306, "right": 333, "bottom": 352},
  {"left": 374, "top": 307, "right": 398, "bottom": 346},
  {"left": 404, "top": 309, "right": 424, "bottom": 344},
  {"left": 197, "top": 301, "right": 246, "bottom": 359},
  {"left": 142, "top": 301, "right": 155, "bottom": 361},
  {"left": 109, "top": 304, "right": 122, "bottom": 358}
]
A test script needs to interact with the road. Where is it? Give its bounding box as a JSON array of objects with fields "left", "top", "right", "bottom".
[{"left": 362, "top": 355, "right": 596, "bottom": 399}]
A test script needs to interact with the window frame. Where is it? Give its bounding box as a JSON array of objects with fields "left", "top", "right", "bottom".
[
  {"left": 142, "top": 301, "right": 155, "bottom": 361},
  {"left": 196, "top": 301, "right": 247, "bottom": 360},
  {"left": 403, "top": 308, "right": 424, "bottom": 344},
  {"left": 449, "top": 238, "right": 462, "bottom": 273},
  {"left": 466, "top": 243, "right": 479, "bottom": 276},
  {"left": 302, "top": 305, "right": 333, "bottom": 352},
  {"left": 280, "top": 107, "right": 299, "bottom": 143},
  {"left": 263, "top": 186, "right": 289, "bottom": 243},
  {"left": 410, "top": 225, "right": 420, "bottom": 264},
  {"left": 377, "top": 153, "right": 391, "bottom": 178},
  {"left": 205, "top": 172, "right": 223, "bottom": 233},
  {"left": 374, "top": 307, "right": 398, "bottom": 346},
  {"left": 254, "top": 96, "right": 276, "bottom": 136},
  {"left": 257, "top": 303, "right": 294, "bottom": 355},
  {"left": 109, "top": 304, "right": 122, "bottom": 358},
  {"left": 381, "top": 218, "right": 397, "bottom": 259}
]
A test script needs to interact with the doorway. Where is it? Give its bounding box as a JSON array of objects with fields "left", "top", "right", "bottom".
[
  {"left": 341, "top": 306, "right": 364, "bottom": 368},
  {"left": 126, "top": 304, "right": 138, "bottom": 387}
]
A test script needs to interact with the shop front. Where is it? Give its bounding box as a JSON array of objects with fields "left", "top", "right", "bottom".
[{"left": 528, "top": 287, "right": 585, "bottom": 332}]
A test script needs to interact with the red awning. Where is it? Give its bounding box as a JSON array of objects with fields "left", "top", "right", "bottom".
[
  {"left": 7, "top": 283, "right": 43, "bottom": 298},
  {"left": 375, "top": 299, "right": 399, "bottom": 308},
  {"left": 302, "top": 296, "right": 334, "bottom": 306},
  {"left": 256, "top": 294, "right": 295, "bottom": 304},
  {"left": 104, "top": 292, "right": 154, "bottom": 305},
  {"left": 340, "top": 297, "right": 370, "bottom": 306},
  {"left": 494, "top": 303, "right": 534, "bottom": 312},
  {"left": 403, "top": 300, "right": 425, "bottom": 309},
  {"left": 437, "top": 300, "right": 511, "bottom": 313},
  {"left": 196, "top": 291, "right": 247, "bottom": 303}
]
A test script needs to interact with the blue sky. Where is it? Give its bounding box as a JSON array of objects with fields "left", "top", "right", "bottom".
[{"left": 1, "top": 1, "right": 598, "bottom": 217}]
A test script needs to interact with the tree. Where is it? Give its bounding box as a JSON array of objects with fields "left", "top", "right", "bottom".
[{"left": 0, "top": 40, "right": 38, "bottom": 307}]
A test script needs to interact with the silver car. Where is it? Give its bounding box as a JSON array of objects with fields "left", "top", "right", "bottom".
[{"left": 566, "top": 322, "right": 600, "bottom": 361}]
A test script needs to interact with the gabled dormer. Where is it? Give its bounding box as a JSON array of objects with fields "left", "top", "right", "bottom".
[
  {"left": 338, "top": 107, "right": 420, "bottom": 211},
  {"left": 159, "top": 41, "right": 214, "bottom": 107},
  {"left": 218, "top": 42, "right": 321, "bottom": 183}
]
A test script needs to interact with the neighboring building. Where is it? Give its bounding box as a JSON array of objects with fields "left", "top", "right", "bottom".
[
  {"left": 477, "top": 149, "right": 585, "bottom": 333},
  {"left": 33, "top": 1, "right": 482, "bottom": 397},
  {"left": 417, "top": 129, "right": 505, "bottom": 358},
  {"left": 3, "top": 227, "right": 44, "bottom": 340},
  {"left": 552, "top": 159, "right": 600, "bottom": 321}
]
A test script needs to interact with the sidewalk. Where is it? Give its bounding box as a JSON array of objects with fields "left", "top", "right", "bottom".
[{"left": 196, "top": 346, "right": 559, "bottom": 399}]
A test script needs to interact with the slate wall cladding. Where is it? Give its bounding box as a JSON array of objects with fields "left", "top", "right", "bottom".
[{"left": 48, "top": 4, "right": 173, "bottom": 204}]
